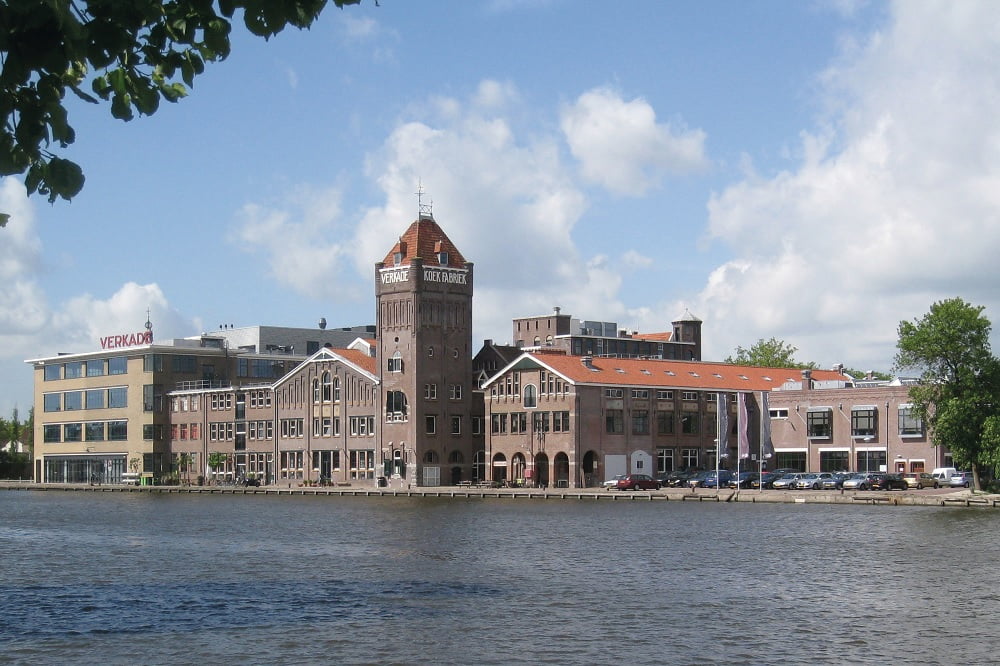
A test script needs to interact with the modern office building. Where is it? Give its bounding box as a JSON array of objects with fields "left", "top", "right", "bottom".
[{"left": 27, "top": 323, "right": 373, "bottom": 484}]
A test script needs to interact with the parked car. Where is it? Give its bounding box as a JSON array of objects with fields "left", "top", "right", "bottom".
[
  {"left": 243, "top": 476, "right": 261, "bottom": 487},
  {"left": 729, "top": 471, "right": 759, "bottom": 489},
  {"left": 603, "top": 474, "right": 627, "bottom": 490},
  {"left": 771, "top": 473, "right": 801, "bottom": 490},
  {"left": 701, "top": 470, "right": 735, "bottom": 489},
  {"left": 930, "top": 467, "right": 959, "bottom": 487},
  {"left": 870, "top": 473, "right": 908, "bottom": 490},
  {"left": 794, "top": 472, "right": 833, "bottom": 490},
  {"left": 616, "top": 474, "right": 661, "bottom": 491},
  {"left": 903, "top": 472, "right": 938, "bottom": 489},
  {"left": 752, "top": 471, "right": 785, "bottom": 489},
  {"left": 663, "top": 470, "right": 698, "bottom": 487},
  {"left": 842, "top": 473, "right": 876, "bottom": 491},
  {"left": 686, "top": 471, "right": 714, "bottom": 488},
  {"left": 821, "top": 473, "right": 851, "bottom": 490},
  {"left": 949, "top": 471, "right": 974, "bottom": 488}
]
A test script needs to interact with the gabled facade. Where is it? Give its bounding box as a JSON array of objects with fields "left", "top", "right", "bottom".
[{"left": 483, "top": 351, "right": 852, "bottom": 487}]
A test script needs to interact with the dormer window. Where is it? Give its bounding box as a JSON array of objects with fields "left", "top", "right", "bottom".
[{"left": 437, "top": 251, "right": 448, "bottom": 266}]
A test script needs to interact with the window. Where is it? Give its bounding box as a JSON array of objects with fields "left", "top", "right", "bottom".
[
  {"left": 425, "top": 415, "right": 437, "bottom": 435},
  {"left": 349, "top": 450, "right": 375, "bottom": 479},
  {"left": 387, "top": 351, "right": 403, "bottom": 373},
  {"left": 108, "top": 356, "right": 127, "bottom": 375},
  {"left": 64, "top": 362, "right": 84, "bottom": 379},
  {"left": 321, "top": 372, "right": 333, "bottom": 402},
  {"left": 144, "top": 354, "right": 163, "bottom": 372},
  {"left": 681, "top": 412, "right": 699, "bottom": 434},
  {"left": 87, "top": 360, "right": 104, "bottom": 377},
  {"left": 532, "top": 411, "right": 550, "bottom": 433},
  {"left": 523, "top": 384, "right": 537, "bottom": 408},
  {"left": 553, "top": 411, "right": 570, "bottom": 432},
  {"left": 604, "top": 388, "right": 624, "bottom": 399},
  {"left": 656, "top": 390, "right": 673, "bottom": 400},
  {"left": 86, "top": 389, "right": 105, "bottom": 409},
  {"left": 43, "top": 425, "right": 61, "bottom": 442},
  {"left": 108, "top": 421, "right": 127, "bottom": 441},
  {"left": 491, "top": 413, "right": 508, "bottom": 434},
  {"left": 656, "top": 411, "right": 674, "bottom": 435},
  {"left": 632, "top": 410, "right": 649, "bottom": 435},
  {"left": 681, "top": 448, "right": 699, "bottom": 468},
  {"left": 807, "top": 409, "right": 833, "bottom": 438},
  {"left": 472, "top": 416, "right": 484, "bottom": 436},
  {"left": 898, "top": 405, "right": 924, "bottom": 436},
  {"left": 657, "top": 448, "right": 674, "bottom": 474},
  {"left": 333, "top": 377, "right": 341, "bottom": 402},
  {"left": 109, "top": 387, "right": 127, "bottom": 408},
  {"left": 449, "top": 384, "right": 463, "bottom": 400},
  {"left": 510, "top": 412, "right": 527, "bottom": 434},
  {"left": 386, "top": 391, "right": 408, "bottom": 422},
  {"left": 312, "top": 378, "right": 320, "bottom": 404},
  {"left": 769, "top": 408, "right": 789, "bottom": 419},
  {"left": 682, "top": 391, "right": 699, "bottom": 402},
  {"left": 605, "top": 409, "right": 624, "bottom": 434},
  {"left": 63, "top": 423, "right": 82, "bottom": 441},
  {"left": 631, "top": 389, "right": 649, "bottom": 399},
  {"left": 63, "top": 391, "right": 83, "bottom": 411},
  {"left": 425, "top": 383, "right": 438, "bottom": 400},
  {"left": 43, "top": 393, "right": 61, "bottom": 412},
  {"left": 851, "top": 407, "right": 877, "bottom": 438},
  {"left": 44, "top": 365, "right": 61, "bottom": 381},
  {"left": 451, "top": 416, "right": 461, "bottom": 435}
]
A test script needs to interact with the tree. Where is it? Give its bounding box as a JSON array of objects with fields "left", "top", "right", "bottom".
[
  {"left": 725, "top": 337, "right": 816, "bottom": 369},
  {"left": 894, "top": 297, "right": 1000, "bottom": 491},
  {"left": 0, "top": 0, "right": 367, "bottom": 224}
]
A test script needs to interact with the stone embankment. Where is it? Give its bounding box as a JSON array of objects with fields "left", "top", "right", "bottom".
[{"left": 2, "top": 480, "right": 998, "bottom": 508}]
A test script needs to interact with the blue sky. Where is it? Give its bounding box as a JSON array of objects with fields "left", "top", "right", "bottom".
[{"left": 4, "top": 0, "right": 1000, "bottom": 415}]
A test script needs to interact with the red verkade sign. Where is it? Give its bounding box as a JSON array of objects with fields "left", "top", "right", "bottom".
[{"left": 100, "top": 330, "right": 153, "bottom": 350}]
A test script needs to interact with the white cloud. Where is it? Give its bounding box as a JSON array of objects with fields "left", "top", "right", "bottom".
[
  {"left": 621, "top": 250, "right": 653, "bottom": 270},
  {"left": 230, "top": 184, "right": 366, "bottom": 303},
  {"left": 560, "top": 87, "right": 709, "bottom": 196},
  {"left": 697, "top": 1, "right": 1000, "bottom": 370}
]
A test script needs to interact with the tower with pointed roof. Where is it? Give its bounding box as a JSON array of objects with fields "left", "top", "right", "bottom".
[{"left": 375, "top": 207, "right": 477, "bottom": 485}]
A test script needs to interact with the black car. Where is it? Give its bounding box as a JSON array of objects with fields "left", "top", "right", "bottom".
[
  {"left": 869, "top": 473, "right": 907, "bottom": 490},
  {"left": 728, "top": 471, "right": 759, "bottom": 489},
  {"left": 751, "top": 471, "right": 784, "bottom": 489},
  {"left": 663, "top": 469, "right": 699, "bottom": 487},
  {"left": 243, "top": 477, "right": 261, "bottom": 487}
]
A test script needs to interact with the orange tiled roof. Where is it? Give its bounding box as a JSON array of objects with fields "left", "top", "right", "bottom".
[
  {"left": 636, "top": 331, "right": 673, "bottom": 342},
  {"left": 522, "top": 353, "right": 848, "bottom": 392},
  {"left": 337, "top": 348, "right": 377, "bottom": 376},
  {"left": 382, "top": 217, "right": 466, "bottom": 267}
]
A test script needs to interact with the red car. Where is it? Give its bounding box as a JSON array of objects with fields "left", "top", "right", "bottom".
[{"left": 616, "top": 474, "right": 662, "bottom": 491}]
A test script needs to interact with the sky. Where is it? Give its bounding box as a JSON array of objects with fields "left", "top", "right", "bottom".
[{"left": 3, "top": 0, "right": 1000, "bottom": 416}]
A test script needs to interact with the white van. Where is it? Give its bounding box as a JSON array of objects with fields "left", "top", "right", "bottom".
[{"left": 930, "top": 467, "right": 958, "bottom": 487}]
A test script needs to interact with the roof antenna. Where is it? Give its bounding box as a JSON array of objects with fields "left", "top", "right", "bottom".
[{"left": 416, "top": 180, "right": 433, "bottom": 220}]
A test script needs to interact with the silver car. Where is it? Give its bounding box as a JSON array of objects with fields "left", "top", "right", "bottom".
[
  {"left": 772, "top": 473, "right": 801, "bottom": 490},
  {"left": 949, "top": 471, "right": 974, "bottom": 488},
  {"left": 794, "top": 472, "right": 833, "bottom": 490},
  {"left": 842, "top": 473, "right": 875, "bottom": 490}
]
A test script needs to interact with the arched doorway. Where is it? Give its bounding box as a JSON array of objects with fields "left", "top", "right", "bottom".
[
  {"left": 554, "top": 452, "right": 570, "bottom": 488},
  {"left": 582, "top": 450, "right": 599, "bottom": 487},
  {"left": 448, "top": 451, "right": 464, "bottom": 484},
  {"left": 512, "top": 453, "right": 526, "bottom": 487},
  {"left": 491, "top": 453, "right": 508, "bottom": 483},
  {"left": 534, "top": 453, "right": 549, "bottom": 489}
]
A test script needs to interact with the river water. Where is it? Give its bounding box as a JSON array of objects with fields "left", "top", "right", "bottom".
[{"left": 0, "top": 490, "right": 996, "bottom": 665}]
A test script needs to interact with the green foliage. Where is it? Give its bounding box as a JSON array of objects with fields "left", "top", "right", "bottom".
[
  {"left": 0, "top": 0, "right": 365, "bottom": 221},
  {"left": 724, "top": 337, "right": 816, "bottom": 369},
  {"left": 894, "top": 297, "right": 1000, "bottom": 490}
]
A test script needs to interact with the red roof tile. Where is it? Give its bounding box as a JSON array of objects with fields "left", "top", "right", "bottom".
[
  {"left": 382, "top": 217, "right": 466, "bottom": 267},
  {"left": 520, "top": 353, "right": 848, "bottom": 392}
]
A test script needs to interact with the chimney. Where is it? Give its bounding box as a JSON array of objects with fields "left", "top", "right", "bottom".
[
  {"left": 554, "top": 306, "right": 561, "bottom": 315},
  {"left": 581, "top": 355, "right": 594, "bottom": 369},
  {"left": 832, "top": 363, "right": 843, "bottom": 374},
  {"left": 318, "top": 317, "right": 327, "bottom": 330},
  {"left": 801, "top": 368, "right": 813, "bottom": 390}
]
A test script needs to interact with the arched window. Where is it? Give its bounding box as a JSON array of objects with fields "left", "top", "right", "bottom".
[
  {"left": 523, "top": 384, "right": 537, "bottom": 408},
  {"left": 385, "top": 391, "right": 408, "bottom": 422},
  {"left": 388, "top": 351, "right": 403, "bottom": 373},
  {"left": 333, "top": 376, "right": 341, "bottom": 402},
  {"left": 423, "top": 450, "right": 439, "bottom": 463},
  {"left": 312, "top": 378, "right": 320, "bottom": 404},
  {"left": 321, "top": 371, "right": 332, "bottom": 402}
]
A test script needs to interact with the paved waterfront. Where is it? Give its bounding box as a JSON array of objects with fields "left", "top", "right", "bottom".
[{"left": 2, "top": 480, "right": 996, "bottom": 508}]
